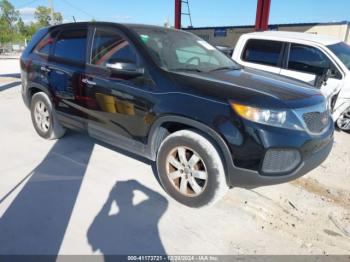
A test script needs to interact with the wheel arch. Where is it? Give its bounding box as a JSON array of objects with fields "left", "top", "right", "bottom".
[
  {"left": 27, "top": 82, "right": 54, "bottom": 104},
  {"left": 147, "top": 115, "right": 233, "bottom": 184}
]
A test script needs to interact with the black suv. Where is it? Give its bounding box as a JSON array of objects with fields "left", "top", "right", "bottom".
[{"left": 21, "top": 22, "right": 334, "bottom": 207}]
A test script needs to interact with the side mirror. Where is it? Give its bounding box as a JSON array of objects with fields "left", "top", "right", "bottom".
[
  {"left": 327, "top": 68, "right": 341, "bottom": 79},
  {"left": 106, "top": 62, "right": 144, "bottom": 78},
  {"left": 315, "top": 68, "right": 333, "bottom": 88}
]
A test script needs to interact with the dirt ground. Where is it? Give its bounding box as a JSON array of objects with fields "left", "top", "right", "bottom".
[{"left": 0, "top": 58, "right": 349, "bottom": 256}]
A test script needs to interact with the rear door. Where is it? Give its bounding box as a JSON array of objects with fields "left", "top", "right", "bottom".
[
  {"left": 239, "top": 39, "right": 284, "bottom": 74},
  {"left": 48, "top": 26, "right": 90, "bottom": 129},
  {"left": 280, "top": 43, "right": 343, "bottom": 100},
  {"left": 28, "top": 29, "right": 59, "bottom": 95}
]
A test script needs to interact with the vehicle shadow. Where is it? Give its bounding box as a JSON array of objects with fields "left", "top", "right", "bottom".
[
  {"left": 0, "top": 81, "right": 21, "bottom": 92},
  {"left": 0, "top": 132, "right": 94, "bottom": 255},
  {"left": 0, "top": 131, "right": 167, "bottom": 257},
  {"left": 0, "top": 73, "right": 21, "bottom": 78},
  {"left": 87, "top": 179, "right": 168, "bottom": 258}
]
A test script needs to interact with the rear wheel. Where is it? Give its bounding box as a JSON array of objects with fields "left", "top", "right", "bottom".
[
  {"left": 156, "top": 130, "right": 228, "bottom": 207},
  {"left": 336, "top": 106, "right": 350, "bottom": 131},
  {"left": 30, "top": 92, "right": 66, "bottom": 140}
]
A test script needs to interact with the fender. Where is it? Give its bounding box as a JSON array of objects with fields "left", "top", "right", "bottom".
[
  {"left": 147, "top": 115, "right": 235, "bottom": 185},
  {"left": 24, "top": 81, "right": 54, "bottom": 107}
]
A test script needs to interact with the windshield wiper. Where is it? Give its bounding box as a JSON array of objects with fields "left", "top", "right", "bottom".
[
  {"left": 209, "top": 66, "right": 239, "bottom": 72},
  {"left": 172, "top": 68, "right": 203, "bottom": 73}
]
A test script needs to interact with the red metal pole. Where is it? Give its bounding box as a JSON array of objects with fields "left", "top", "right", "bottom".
[
  {"left": 175, "top": 0, "right": 182, "bottom": 29},
  {"left": 255, "top": 0, "right": 271, "bottom": 31},
  {"left": 255, "top": 0, "right": 263, "bottom": 30},
  {"left": 261, "top": 0, "right": 271, "bottom": 30}
]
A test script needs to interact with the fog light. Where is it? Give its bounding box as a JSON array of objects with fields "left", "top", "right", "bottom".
[{"left": 262, "top": 149, "right": 301, "bottom": 175}]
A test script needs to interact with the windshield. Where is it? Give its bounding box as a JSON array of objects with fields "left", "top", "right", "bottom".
[
  {"left": 327, "top": 42, "right": 350, "bottom": 70},
  {"left": 132, "top": 27, "right": 240, "bottom": 72}
]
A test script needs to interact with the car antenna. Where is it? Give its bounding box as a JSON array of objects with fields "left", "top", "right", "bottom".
[{"left": 72, "top": 16, "right": 76, "bottom": 22}]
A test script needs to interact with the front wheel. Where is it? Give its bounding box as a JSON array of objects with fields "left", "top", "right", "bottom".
[
  {"left": 336, "top": 106, "right": 350, "bottom": 132},
  {"left": 156, "top": 130, "right": 228, "bottom": 208}
]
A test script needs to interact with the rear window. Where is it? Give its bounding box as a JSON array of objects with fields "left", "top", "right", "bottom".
[
  {"left": 53, "top": 29, "right": 87, "bottom": 63},
  {"left": 242, "top": 39, "right": 283, "bottom": 67}
]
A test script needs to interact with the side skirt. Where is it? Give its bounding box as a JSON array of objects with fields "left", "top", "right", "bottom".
[{"left": 57, "top": 112, "right": 152, "bottom": 160}]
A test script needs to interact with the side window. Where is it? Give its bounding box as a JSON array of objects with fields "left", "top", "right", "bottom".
[
  {"left": 53, "top": 29, "right": 87, "bottom": 63},
  {"left": 91, "top": 28, "right": 137, "bottom": 66},
  {"left": 242, "top": 39, "right": 283, "bottom": 67},
  {"left": 288, "top": 44, "right": 332, "bottom": 75},
  {"left": 34, "top": 31, "right": 58, "bottom": 55}
]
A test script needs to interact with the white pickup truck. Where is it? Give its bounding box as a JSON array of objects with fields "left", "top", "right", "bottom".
[{"left": 232, "top": 31, "right": 350, "bottom": 131}]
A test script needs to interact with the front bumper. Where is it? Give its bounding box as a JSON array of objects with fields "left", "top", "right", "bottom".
[{"left": 224, "top": 120, "right": 334, "bottom": 188}]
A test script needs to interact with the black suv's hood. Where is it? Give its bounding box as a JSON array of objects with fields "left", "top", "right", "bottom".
[{"left": 169, "top": 68, "right": 324, "bottom": 109}]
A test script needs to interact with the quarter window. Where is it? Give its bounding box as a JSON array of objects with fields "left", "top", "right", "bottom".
[
  {"left": 288, "top": 44, "right": 331, "bottom": 75},
  {"left": 91, "top": 29, "right": 137, "bottom": 66},
  {"left": 53, "top": 29, "right": 87, "bottom": 63},
  {"left": 35, "top": 31, "right": 58, "bottom": 55},
  {"left": 242, "top": 39, "right": 283, "bottom": 66}
]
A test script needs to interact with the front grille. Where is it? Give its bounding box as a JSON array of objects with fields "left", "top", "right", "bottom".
[
  {"left": 302, "top": 111, "right": 329, "bottom": 134},
  {"left": 262, "top": 149, "right": 301, "bottom": 175}
]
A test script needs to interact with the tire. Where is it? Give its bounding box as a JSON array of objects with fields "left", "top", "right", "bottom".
[
  {"left": 336, "top": 106, "right": 350, "bottom": 132},
  {"left": 30, "top": 92, "right": 66, "bottom": 140},
  {"left": 156, "top": 130, "right": 228, "bottom": 208}
]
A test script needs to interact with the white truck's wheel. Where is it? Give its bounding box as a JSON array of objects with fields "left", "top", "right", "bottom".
[{"left": 336, "top": 106, "right": 350, "bottom": 131}]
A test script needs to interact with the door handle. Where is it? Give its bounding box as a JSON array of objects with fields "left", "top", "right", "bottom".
[
  {"left": 40, "top": 66, "right": 51, "bottom": 73},
  {"left": 82, "top": 78, "right": 96, "bottom": 86}
]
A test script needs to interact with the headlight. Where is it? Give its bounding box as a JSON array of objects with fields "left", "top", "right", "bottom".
[{"left": 231, "top": 102, "right": 304, "bottom": 131}]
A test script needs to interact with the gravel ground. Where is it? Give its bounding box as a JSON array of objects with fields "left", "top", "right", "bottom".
[{"left": 0, "top": 59, "right": 349, "bottom": 256}]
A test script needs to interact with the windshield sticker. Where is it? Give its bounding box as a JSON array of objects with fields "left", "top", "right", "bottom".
[
  {"left": 197, "top": 40, "right": 215, "bottom": 50},
  {"left": 140, "top": 34, "right": 149, "bottom": 43}
]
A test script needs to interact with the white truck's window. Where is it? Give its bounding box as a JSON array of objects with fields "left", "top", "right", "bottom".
[
  {"left": 328, "top": 42, "right": 350, "bottom": 70},
  {"left": 288, "top": 44, "right": 331, "bottom": 75},
  {"left": 242, "top": 39, "right": 283, "bottom": 67}
]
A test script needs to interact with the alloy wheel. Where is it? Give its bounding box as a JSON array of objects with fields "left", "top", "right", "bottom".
[
  {"left": 34, "top": 101, "right": 50, "bottom": 133},
  {"left": 165, "top": 146, "right": 208, "bottom": 197}
]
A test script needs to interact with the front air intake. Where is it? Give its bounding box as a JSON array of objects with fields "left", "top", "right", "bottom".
[{"left": 262, "top": 149, "right": 301, "bottom": 175}]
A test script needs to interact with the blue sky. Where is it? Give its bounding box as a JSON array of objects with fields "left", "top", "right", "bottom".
[{"left": 10, "top": 0, "right": 350, "bottom": 27}]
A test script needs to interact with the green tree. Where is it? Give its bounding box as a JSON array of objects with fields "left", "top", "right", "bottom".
[
  {"left": 0, "top": 0, "right": 19, "bottom": 43},
  {"left": 34, "top": 6, "right": 62, "bottom": 27},
  {"left": 0, "top": 0, "right": 19, "bottom": 30},
  {"left": 17, "top": 17, "right": 26, "bottom": 35},
  {"left": 0, "top": 2, "right": 63, "bottom": 44}
]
